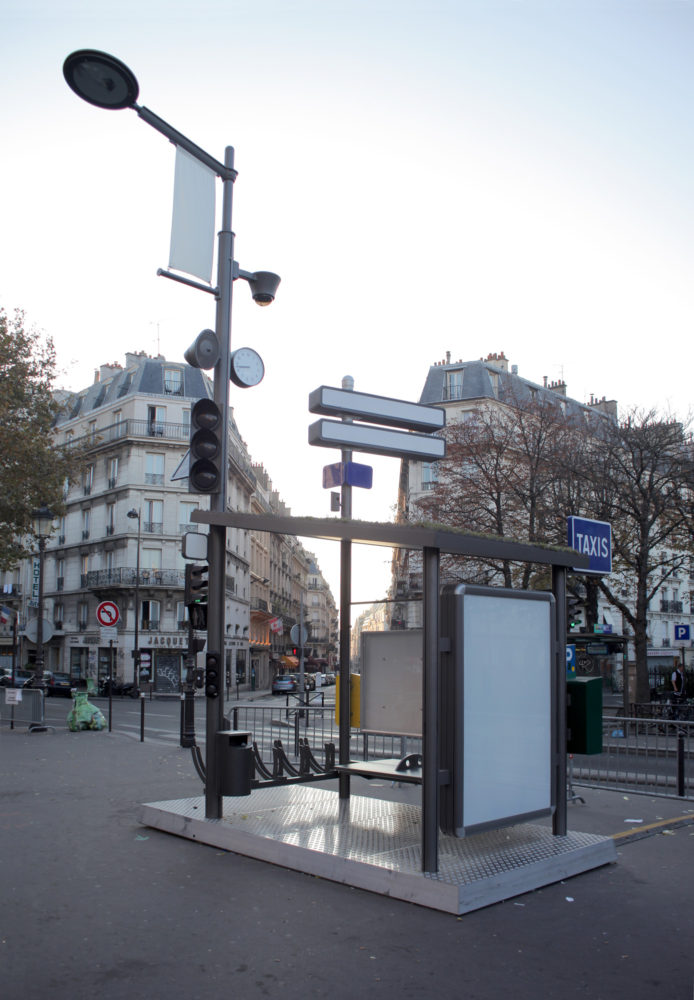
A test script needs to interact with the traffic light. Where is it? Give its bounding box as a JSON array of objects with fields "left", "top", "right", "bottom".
[
  {"left": 567, "top": 596, "right": 582, "bottom": 630},
  {"left": 205, "top": 651, "right": 221, "bottom": 698},
  {"left": 291, "top": 646, "right": 298, "bottom": 657},
  {"left": 185, "top": 564, "right": 208, "bottom": 630},
  {"left": 189, "top": 397, "right": 223, "bottom": 494},
  {"left": 185, "top": 563, "right": 208, "bottom": 604}
]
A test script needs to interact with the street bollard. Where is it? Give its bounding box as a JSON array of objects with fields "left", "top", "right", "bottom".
[
  {"left": 677, "top": 732, "right": 685, "bottom": 797},
  {"left": 140, "top": 692, "right": 145, "bottom": 742}
]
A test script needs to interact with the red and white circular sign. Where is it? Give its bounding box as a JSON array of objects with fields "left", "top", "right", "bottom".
[{"left": 96, "top": 600, "right": 120, "bottom": 627}]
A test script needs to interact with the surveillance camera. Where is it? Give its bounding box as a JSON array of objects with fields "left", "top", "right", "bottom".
[{"left": 247, "top": 271, "right": 281, "bottom": 307}]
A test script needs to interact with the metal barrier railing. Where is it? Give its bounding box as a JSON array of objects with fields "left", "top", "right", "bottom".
[
  {"left": 572, "top": 714, "right": 693, "bottom": 799},
  {"left": 226, "top": 704, "right": 421, "bottom": 768},
  {"left": 0, "top": 687, "right": 46, "bottom": 731}
]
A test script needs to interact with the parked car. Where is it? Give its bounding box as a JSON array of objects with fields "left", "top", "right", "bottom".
[
  {"left": 325, "top": 673, "right": 336, "bottom": 686},
  {"left": 45, "top": 671, "right": 73, "bottom": 697},
  {"left": 0, "top": 669, "right": 33, "bottom": 688},
  {"left": 272, "top": 674, "right": 298, "bottom": 695}
]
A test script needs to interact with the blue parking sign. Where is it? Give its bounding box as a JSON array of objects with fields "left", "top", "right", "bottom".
[
  {"left": 566, "top": 644, "right": 576, "bottom": 677},
  {"left": 675, "top": 624, "right": 691, "bottom": 642}
]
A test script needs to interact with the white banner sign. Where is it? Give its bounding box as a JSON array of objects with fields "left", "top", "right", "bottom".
[{"left": 169, "top": 146, "right": 216, "bottom": 283}]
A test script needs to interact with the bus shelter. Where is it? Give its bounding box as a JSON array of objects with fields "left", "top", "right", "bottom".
[{"left": 141, "top": 512, "right": 616, "bottom": 914}]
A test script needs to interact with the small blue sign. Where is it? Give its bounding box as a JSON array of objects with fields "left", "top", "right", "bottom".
[
  {"left": 566, "top": 644, "right": 576, "bottom": 677},
  {"left": 322, "top": 461, "right": 373, "bottom": 489},
  {"left": 567, "top": 516, "right": 612, "bottom": 575},
  {"left": 675, "top": 624, "right": 691, "bottom": 642}
]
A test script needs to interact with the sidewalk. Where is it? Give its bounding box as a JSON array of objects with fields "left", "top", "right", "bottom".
[{"left": 1, "top": 725, "right": 692, "bottom": 999}]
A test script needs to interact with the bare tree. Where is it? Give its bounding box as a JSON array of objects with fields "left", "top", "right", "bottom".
[
  {"left": 575, "top": 410, "right": 694, "bottom": 703},
  {"left": 413, "top": 392, "right": 694, "bottom": 703},
  {"left": 415, "top": 390, "right": 581, "bottom": 588}
]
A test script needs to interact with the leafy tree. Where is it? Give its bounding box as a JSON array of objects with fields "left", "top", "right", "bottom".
[{"left": 0, "top": 308, "right": 83, "bottom": 571}]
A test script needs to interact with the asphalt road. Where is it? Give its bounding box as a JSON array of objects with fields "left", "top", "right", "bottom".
[{"left": 1, "top": 725, "right": 693, "bottom": 1000}]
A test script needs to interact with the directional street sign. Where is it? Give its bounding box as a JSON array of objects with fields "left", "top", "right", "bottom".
[
  {"left": 309, "top": 384, "right": 446, "bottom": 463},
  {"left": 309, "top": 418, "right": 446, "bottom": 462},
  {"left": 309, "top": 386, "right": 445, "bottom": 433}
]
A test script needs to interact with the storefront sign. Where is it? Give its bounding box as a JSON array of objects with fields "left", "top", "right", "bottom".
[{"left": 144, "top": 634, "right": 188, "bottom": 647}]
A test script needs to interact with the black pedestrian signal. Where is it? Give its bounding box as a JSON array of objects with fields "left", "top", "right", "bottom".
[
  {"left": 189, "top": 397, "right": 223, "bottom": 494},
  {"left": 184, "top": 563, "right": 208, "bottom": 604},
  {"left": 205, "top": 651, "right": 221, "bottom": 698},
  {"left": 567, "top": 596, "right": 582, "bottom": 630},
  {"left": 185, "top": 564, "right": 208, "bottom": 630}
]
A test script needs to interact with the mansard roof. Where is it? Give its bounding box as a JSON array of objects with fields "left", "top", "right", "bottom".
[
  {"left": 419, "top": 359, "right": 606, "bottom": 423},
  {"left": 54, "top": 354, "right": 210, "bottom": 426}
]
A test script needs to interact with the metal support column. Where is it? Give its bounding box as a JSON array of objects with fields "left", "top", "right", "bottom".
[
  {"left": 422, "top": 545, "right": 440, "bottom": 872},
  {"left": 338, "top": 538, "right": 352, "bottom": 799},
  {"left": 206, "top": 146, "right": 236, "bottom": 819},
  {"left": 338, "top": 376, "right": 354, "bottom": 800},
  {"left": 552, "top": 564, "right": 568, "bottom": 836}
]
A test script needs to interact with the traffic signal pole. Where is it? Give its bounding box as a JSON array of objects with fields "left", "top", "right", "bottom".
[{"left": 205, "top": 146, "right": 236, "bottom": 820}]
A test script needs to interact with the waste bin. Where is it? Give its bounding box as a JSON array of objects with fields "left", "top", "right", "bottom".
[
  {"left": 567, "top": 677, "right": 602, "bottom": 755},
  {"left": 216, "top": 730, "right": 254, "bottom": 796}
]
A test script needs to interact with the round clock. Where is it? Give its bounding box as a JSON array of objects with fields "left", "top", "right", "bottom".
[{"left": 229, "top": 347, "right": 265, "bottom": 388}]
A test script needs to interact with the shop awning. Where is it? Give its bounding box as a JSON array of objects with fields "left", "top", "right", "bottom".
[{"left": 281, "top": 655, "right": 298, "bottom": 668}]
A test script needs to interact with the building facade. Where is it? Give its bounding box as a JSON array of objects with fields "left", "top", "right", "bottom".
[
  {"left": 1, "top": 352, "right": 336, "bottom": 694},
  {"left": 390, "top": 351, "right": 694, "bottom": 691}
]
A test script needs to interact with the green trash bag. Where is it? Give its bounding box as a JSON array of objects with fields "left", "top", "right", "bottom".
[{"left": 67, "top": 691, "right": 106, "bottom": 731}]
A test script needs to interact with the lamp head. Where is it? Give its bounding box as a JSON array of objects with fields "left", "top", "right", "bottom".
[
  {"left": 63, "top": 50, "right": 139, "bottom": 110},
  {"left": 32, "top": 505, "right": 54, "bottom": 537},
  {"left": 127, "top": 508, "right": 139, "bottom": 520},
  {"left": 247, "top": 271, "right": 281, "bottom": 307}
]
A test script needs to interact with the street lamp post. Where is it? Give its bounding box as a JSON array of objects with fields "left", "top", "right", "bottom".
[
  {"left": 65, "top": 50, "right": 279, "bottom": 818},
  {"left": 31, "top": 505, "right": 54, "bottom": 687},
  {"left": 127, "top": 508, "right": 141, "bottom": 687}
]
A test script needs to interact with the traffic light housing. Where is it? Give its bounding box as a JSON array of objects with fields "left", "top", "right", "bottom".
[
  {"left": 189, "top": 397, "right": 223, "bottom": 494},
  {"left": 205, "top": 651, "right": 221, "bottom": 698},
  {"left": 185, "top": 564, "right": 208, "bottom": 630},
  {"left": 185, "top": 563, "right": 208, "bottom": 604},
  {"left": 567, "top": 596, "right": 582, "bottom": 630}
]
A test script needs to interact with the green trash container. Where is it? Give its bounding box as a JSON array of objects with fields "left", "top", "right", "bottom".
[{"left": 567, "top": 677, "right": 602, "bottom": 755}]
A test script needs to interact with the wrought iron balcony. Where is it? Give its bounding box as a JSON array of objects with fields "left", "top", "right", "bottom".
[{"left": 84, "top": 568, "right": 185, "bottom": 589}]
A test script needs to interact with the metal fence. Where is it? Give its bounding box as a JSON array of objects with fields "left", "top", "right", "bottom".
[
  {"left": 230, "top": 705, "right": 693, "bottom": 800},
  {"left": 572, "top": 715, "right": 694, "bottom": 800},
  {"left": 226, "top": 703, "right": 421, "bottom": 770},
  {"left": 0, "top": 687, "right": 45, "bottom": 730}
]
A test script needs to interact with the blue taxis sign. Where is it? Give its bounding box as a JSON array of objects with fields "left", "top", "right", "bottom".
[{"left": 567, "top": 516, "right": 612, "bottom": 575}]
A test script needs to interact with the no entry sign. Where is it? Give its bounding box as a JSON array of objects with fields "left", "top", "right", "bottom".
[{"left": 96, "top": 601, "right": 120, "bottom": 627}]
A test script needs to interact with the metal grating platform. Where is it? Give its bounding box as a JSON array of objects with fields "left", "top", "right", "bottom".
[{"left": 140, "top": 785, "right": 616, "bottom": 915}]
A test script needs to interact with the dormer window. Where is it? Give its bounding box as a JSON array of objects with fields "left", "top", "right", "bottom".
[
  {"left": 164, "top": 368, "right": 183, "bottom": 395},
  {"left": 445, "top": 369, "right": 463, "bottom": 401}
]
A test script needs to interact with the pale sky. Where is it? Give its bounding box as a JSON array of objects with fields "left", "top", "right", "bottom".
[{"left": 2, "top": 0, "right": 693, "bottom": 613}]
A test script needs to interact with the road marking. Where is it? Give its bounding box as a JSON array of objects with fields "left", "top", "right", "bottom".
[{"left": 612, "top": 814, "right": 694, "bottom": 841}]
